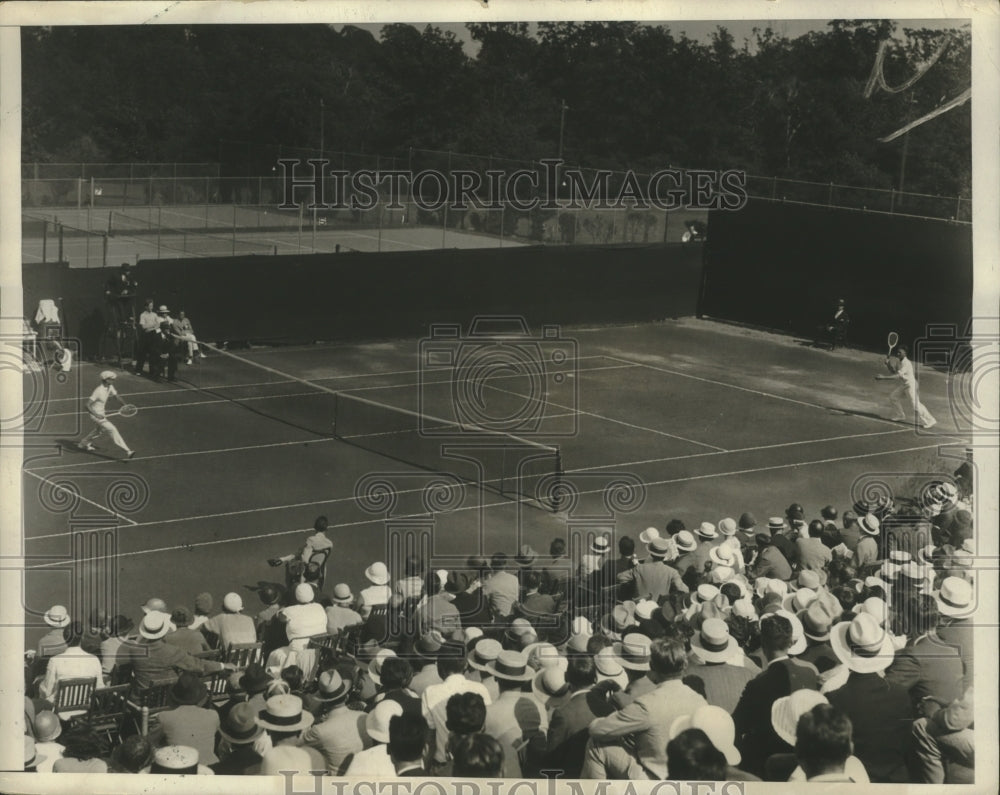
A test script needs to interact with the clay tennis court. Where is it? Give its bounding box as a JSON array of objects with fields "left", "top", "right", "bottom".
[{"left": 20, "top": 317, "right": 968, "bottom": 648}]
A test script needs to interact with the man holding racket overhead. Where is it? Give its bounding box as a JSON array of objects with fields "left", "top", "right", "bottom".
[
  {"left": 875, "top": 342, "right": 937, "bottom": 429},
  {"left": 77, "top": 370, "right": 136, "bottom": 459}
]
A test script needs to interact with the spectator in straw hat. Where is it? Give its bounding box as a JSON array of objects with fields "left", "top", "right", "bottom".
[
  {"left": 154, "top": 671, "right": 221, "bottom": 765},
  {"left": 408, "top": 630, "right": 445, "bottom": 695},
  {"left": 258, "top": 694, "right": 325, "bottom": 776},
  {"left": 934, "top": 577, "right": 975, "bottom": 690},
  {"left": 279, "top": 583, "right": 327, "bottom": 641},
  {"left": 300, "top": 670, "right": 364, "bottom": 774},
  {"left": 668, "top": 706, "right": 756, "bottom": 781},
  {"left": 686, "top": 619, "right": 757, "bottom": 714},
  {"left": 266, "top": 634, "right": 319, "bottom": 683},
  {"left": 210, "top": 702, "right": 264, "bottom": 775},
  {"left": 731, "top": 613, "right": 819, "bottom": 777},
  {"left": 205, "top": 591, "right": 257, "bottom": 648},
  {"left": 796, "top": 600, "right": 839, "bottom": 674},
  {"left": 124, "top": 611, "right": 230, "bottom": 688},
  {"left": 671, "top": 530, "right": 700, "bottom": 585},
  {"left": 141, "top": 744, "right": 214, "bottom": 775},
  {"left": 618, "top": 536, "right": 688, "bottom": 602},
  {"left": 580, "top": 534, "right": 612, "bottom": 580},
  {"left": 853, "top": 514, "right": 881, "bottom": 570},
  {"left": 324, "top": 583, "right": 363, "bottom": 636},
  {"left": 358, "top": 560, "right": 392, "bottom": 618},
  {"left": 37, "top": 604, "right": 71, "bottom": 659},
  {"left": 482, "top": 552, "right": 521, "bottom": 618},
  {"left": 165, "top": 605, "right": 211, "bottom": 655},
  {"left": 583, "top": 637, "right": 705, "bottom": 779},
  {"left": 692, "top": 521, "right": 721, "bottom": 567},
  {"left": 825, "top": 613, "right": 913, "bottom": 782},
  {"left": 483, "top": 650, "right": 545, "bottom": 750}
]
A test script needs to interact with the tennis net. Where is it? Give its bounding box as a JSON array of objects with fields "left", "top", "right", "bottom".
[
  {"left": 108, "top": 209, "right": 274, "bottom": 257},
  {"left": 333, "top": 391, "right": 563, "bottom": 511}
]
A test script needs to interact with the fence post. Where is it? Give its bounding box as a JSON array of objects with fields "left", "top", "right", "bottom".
[
  {"left": 889, "top": 188, "right": 895, "bottom": 214},
  {"left": 58, "top": 222, "right": 64, "bottom": 263},
  {"left": 234, "top": 204, "right": 238, "bottom": 256},
  {"left": 102, "top": 232, "right": 108, "bottom": 268},
  {"left": 157, "top": 207, "right": 161, "bottom": 258},
  {"left": 955, "top": 195, "right": 962, "bottom": 221},
  {"left": 42, "top": 220, "right": 47, "bottom": 263},
  {"left": 828, "top": 182, "right": 834, "bottom": 206},
  {"left": 77, "top": 178, "right": 82, "bottom": 209}
]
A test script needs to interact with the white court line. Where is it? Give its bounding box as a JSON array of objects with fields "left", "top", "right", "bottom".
[
  {"left": 40, "top": 354, "right": 616, "bottom": 405},
  {"left": 25, "top": 441, "right": 949, "bottom": 566},
  {"left": 23, "top": 469, "right": 139, "bottom": 527},
  {"left": 605, "top": 354, "right": 907, "bottom": 428},
  {"left": 483, "top": 381, "right": 727, "bottom": 452}
]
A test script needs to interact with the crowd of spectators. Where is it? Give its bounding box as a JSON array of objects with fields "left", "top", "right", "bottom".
[{"left": 23, "top": 480, "right": 977, "bottom": 783}]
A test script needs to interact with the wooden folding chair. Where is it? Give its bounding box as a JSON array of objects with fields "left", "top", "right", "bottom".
[
  {"left": 193, "top": 649, "right": 223, "bottom": 662},
  {"left": 53, "top": 677, "right": 97, "bottom": 719},
  {"left": 75, "top": 684, "right": 130, "bottom": 745},
  {"left": 126, "top": 676, "right": 177, "bottom": 736},
  {"left": 200, "top": 670, "right": 233, "bottom": 706},
  {"left": 224, "top": 641, "right": 264, "bottom": 670}
]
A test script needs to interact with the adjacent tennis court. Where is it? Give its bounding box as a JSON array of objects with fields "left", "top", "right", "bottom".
[{"left": 21, "top": 318, "right": 967, "bottom": 647}]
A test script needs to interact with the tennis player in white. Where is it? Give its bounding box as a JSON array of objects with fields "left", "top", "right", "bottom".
[
  {"left": 77, "top": 370, "right": 136, "bottom": 458},
  {"left": 875, "top": 346, "right": 937, "bottom": 429}
]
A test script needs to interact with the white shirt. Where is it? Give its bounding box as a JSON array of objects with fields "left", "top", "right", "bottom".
[
  {"left": 344, "top": 744, "right": 396, "bottom": 778},
  {"left": 139, "top": 309, "right": 160, "bottom": 332},
  {"left": 895, "top": 357, "right": 917, "bottom": 389},
  {"left": 422, "top": 674, "right": 492, "bottom": 763},
  {"left": 87, "top": 383, "right": 117, "bottom": 419},
  {"left": 280, "top": 602, "right": 328, "bottom": 641},
  {"left": 39, "top": 647, "right": 104, "bottom": 707}
]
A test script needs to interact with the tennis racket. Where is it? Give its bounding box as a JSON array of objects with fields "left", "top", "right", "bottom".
[
  {"left": 106, "top": 404, "right": 137, "bottom": 418},
  {"left": 884, "top": 331, "right": 900, "bottom": 372}
]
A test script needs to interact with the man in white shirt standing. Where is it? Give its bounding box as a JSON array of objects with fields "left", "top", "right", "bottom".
[
  {"left": 77, "top": 371, "right": 135, "bottom": 459},
  {"left": 876, "top": 346, "right": 936, "bottom": 429}
]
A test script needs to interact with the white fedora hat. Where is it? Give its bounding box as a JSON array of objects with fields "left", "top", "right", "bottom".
[{"left": 830, "top": 613, "right": 896, "bottom": 673}]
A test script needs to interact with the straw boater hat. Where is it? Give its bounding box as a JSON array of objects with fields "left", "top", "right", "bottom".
[
  {"left": 771, "top": 689, "right": 829, "bottom": 746},
  {"left": 934, "top": 576, "right": 975, "bottom": 618},
  {"left": 43, "top": 605, "right": 71, "bottom": 628},
  {"left": 590, "top": 536, "right": 610, "bottom": 555},
  {"left": 639, "top": 527, "right": 660, "bottom": 546},
  {"left": 673, "top": 530, "right": 697, "bottom": 553},
  {"left": 365, "top": 699, "right": 404, "bottom": 744},
  {"left": 709, "top": 543, "right": 740, "bottom": 568},
  {"left": 593, "top": 647, "right": 630, "bottom": 690},
  {"left": 141, "top": 597, "right": 168, "bottom": 615},
  {"left": 142, "top": 745, "right": 214, "bottom": 775},
  {"left": 647, "top": 536, "right": 671, "bottom": 559},
  {"left": 709, "top": 566, "right": 736, "bottom": 586},
  {"left": 523, "top": 642, "right": 568, "bottom": 673},
  {"left": 670, "top": 706, "right": 740, "bottom": 766},
  {"left": 332, "top": 583, "right": 354, "bottom": 605},
  {"left": 853, "top": 596, "right": 889, "bottom": 626},
  {"left": 799, "top": 600, "right": 836, "bottom": 642},
  {"left": 138, "top": 612, "right": 171, "bottom": 640},
  {"left": 783, "top": 588, "right": 816, "bottom": 614},
  {"left": 532, "top": 667, "right": 569, "bottom": 705},
  {"left": 219, "top": 702, "right": 265, "bottom": 745},
  {"left": 314, "top": 670, "right": 350, "bottom": 703},
  {"left": 692, "top": 584, "right": 721, "bottom": 605},
  {"left": 601, "top": 601, "right": 638, "bottom": 638},
  {"left": 830, "top": 613, "right": 896, "bottom": 673},
  {"left": 468, "top": 638, "right": 503, "bottom": 673},
  {"left": 696, "top": 522, "right": 718, "bottom": 540},
  {"left": 858, "top": 513, "right": 880, "bottom": 536},
  {"left": 690, "top": 618, "right": 739, "bottom": 664},
  {"left": 732, "top": 599, "right": 757, "bottom": 620},
  {"left": 767, "top": 517, "right": 785, "bottom": 532},
  {"left": 796, "top": 570, "right": 822, "bottom": 591},
  {"left": 365, "top": 561, "right": 390, "bottom": 585},
  {"left": 485, "top": 650, "right": 536, "bottom": 682},
  {"left": 256, "top": 694, "right": 315, "bottom": 733},
  {"left": 611, "top": 632, "right": 652, "bottom": 671}
]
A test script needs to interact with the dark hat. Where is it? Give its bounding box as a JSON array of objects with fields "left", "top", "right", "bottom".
[
  {"left": 239, "top": 663, "right": 270, "bottom": 694},
  {"left": 785, "top": 503, "right": 804, "bottom": 519},
  {"left": 515, "top": 545, "right": 538, "bottom": 567},
  {"left": 170, "top": 606, "right": 193, "bottom": 628},
  {"left": 194, "top": 592, "right": 213, "bottom": 613},
  {"left": 738, "top": 512, "right": 757, "bottom": 530},
  {"left": 219, "top": 702, "right": 265, "bottom": 745},
  {"left": 755, "top": 533, "right": 772, "bottom": 547},
  {"left": 110, "top": 734, "right": 154, "bottom": 773},
  {"left": 170, "top": 672, "right": 209, "bottom": 706}
]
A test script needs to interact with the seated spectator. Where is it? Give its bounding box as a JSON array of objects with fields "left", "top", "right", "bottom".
[
  {"left": 37, "top": 605, "right": 71, "bottom": 659},
  {"left": 266, "top": 636, "right": 319, "bottom": 683},
  {"left": 580, "top": 534, "right": 611, "bottom": 581},
  {"left": 482, "top": 552, "right": 520, "bottom": 618},
  {"left": 482, "top": 650, "right": 546, "bottom": 751},
  {"left": 826, "top": 613, "right": 914, "bottom": 782},
  {"left": 211, "top": 702, "right": 264, "bottom": 775},
  {"left": 358, "top": 561, "right": 393, "bottom": 617},
  {"left": 204, "top": 592, "right": 258, "bottom": 649},
  {"left": 395, "top": 554, "right": 425, "bottom": 603},
  {"left": 449, "top": 570, "right": 492, "bottom": 628},
  {"left": 541, "top": 538, "right": 572, "bottom": 596},
  {"left": 583, "top": 637, "right": 706, "bottom": 779},
  {"left": 853, "top": 514, "right": 881, "bottom": 570},
  {"left": 665, "top": 728, "right": 728, "bottom": 780},
  {"left": 796, "top": 600, "right": 840, "bottom": 674},
  {"left": 141, "top": 744, "right": 214, "bottom": 775},
  {"left": 519, "top": 569, "right": 563, "bottom": 617},
  {"left": 911, "top": 685, "right": 974, "bottom": 784},
  {"left": 732, "top": 613, "right": 819, "bottom": 777},
  {"left": 885, "top": 594, "right": 964, "bottom": 707},
  {"left": 279, "top": 583, "right": 327, "bottom": 641},
  {"left": 389, "top": 712, "right": 429, "bottom": 776},
  {"left": 31, "top": 711, "right": 65, "bottom": 774},
  {"left": 109, "top": 735, "right": 154, "bottom": 774},
  {"left": 100, "top": 615, "right": 136, "bottom": 678},
  {"left": 752, "top": 532, "right": 792, "bottom": 581},
  {"left": 124, "top": 612, "right": 229, "bottom": 688},
  {"left": 409, "top": 631, "right": 445, "bottom": 695},
  {"left": 80, "top": 607, "right": 108, "bottom": 657},
  {"left": 451, "top": 733, "right": 506, "bottom": 778},
  {"left": 797, "top": 520, "right": 833, "bottom": 574},
  {"left": 422, "top": 640, "right": 493, "bottom": 768},
  {"left": 345, "top": 698, "right": 404, "bottom": 777},
  {"left": 171, "top": 309, "right": 205, "bottom": 364},
  {"left": 324, "top": 583, "right": 363, "bottom": 636},
  {"left": 191, "top": 592, "right": 214, "bottom": 632},
  {"left": 301, "top": 670, "right": 365, "bottom": 774},
  {"left": 153, "top": 672, "right": 221, "bottom": 765},
  {"left": 165, "top": 606, "right": 211, "bottom": 654},
  {"left": 258, "top": 694, "right": 326, "bottom": 775},
  {"left": 38, "top": 624, "right": 105, "bottom": 709},
  {"left": 686, "top": 619, "right": 757, "bottom": 714},
  {"left": 51, "top": 724, "right": 109, "bottom": 773},
  {"left": 414, "top": 570, "right": 461, "bottom": 636},
  {"left": 546, "top": 654, "right": 618, "bottom": 778},
  {"left": 618, "top": 536, "right": 688, "bottom": 602},
  {"left": 793, "top": 703, "right": 858, "bottom": 782}
]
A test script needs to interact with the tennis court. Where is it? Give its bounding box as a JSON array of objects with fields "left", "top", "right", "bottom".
[{"left": 21, "top": 318, "right": 967, "bottom": 647}]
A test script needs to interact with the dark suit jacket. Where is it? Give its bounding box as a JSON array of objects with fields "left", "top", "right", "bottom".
[
  {"left": 546, "top": 688, "right": 615, "bottom": 778},
  {"left": 826, "top": 672, "right": 915, "bottom": 783},
  {"left": 936, "top": 618, "right": 974, "bottom": 689},
  {"left": 797, "top": 640, "right": 839, "bottom": 674},
  {"left": 885, "top": 632, "right": 964, "bottom": 705},
  {"left": 732, "top": 657, "right": 819, "bottom": 777}
]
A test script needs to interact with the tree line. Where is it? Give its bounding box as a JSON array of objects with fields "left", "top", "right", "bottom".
[{"left": 22, "top": 20, "right": 971, "bottom": 198}]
